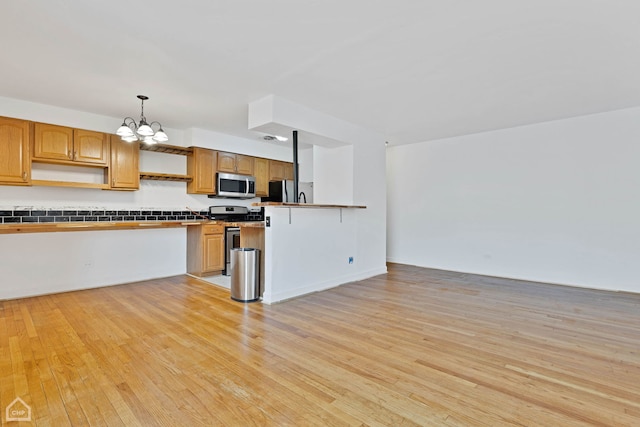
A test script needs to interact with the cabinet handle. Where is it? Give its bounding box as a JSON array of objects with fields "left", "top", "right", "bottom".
[
  {"left": 68, "top": 149, "right": 72, "bottom": 159},
  {"left": 22, "top": 171, "right": 27, "bottom": 181},
  {"left": 74, "top": 151, "right": 77, "bottom": 159}
]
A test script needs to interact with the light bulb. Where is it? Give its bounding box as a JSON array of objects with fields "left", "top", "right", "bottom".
[
  {"left": 137, "top": 123, "right": 154, "bottom": 136},
  {"left": 117, "top": 124, "right": 134, "bottom": 137},
  {"left": 153, "top": 130, "right": 168, "bottom": 142}
]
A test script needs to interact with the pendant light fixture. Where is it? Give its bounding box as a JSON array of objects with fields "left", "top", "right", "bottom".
[{"left": 116, "top": 95, "right": 168, "bottom": 144}]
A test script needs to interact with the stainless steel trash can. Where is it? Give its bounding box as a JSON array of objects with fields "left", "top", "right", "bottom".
[{"left": 230, "top": 248, "right": 260, "bottom": 302}]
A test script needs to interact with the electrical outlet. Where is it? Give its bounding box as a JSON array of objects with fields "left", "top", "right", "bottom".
[
  {"left": 266, "top": 216, "right": 271, "bottom": 227},
  {"left": 348, "top": 256, "right": 354, "bottom": 264}
]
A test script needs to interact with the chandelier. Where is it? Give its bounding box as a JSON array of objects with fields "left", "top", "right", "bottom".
[{"left": 116, "top": 95, "right": 168, "bottom": 144}]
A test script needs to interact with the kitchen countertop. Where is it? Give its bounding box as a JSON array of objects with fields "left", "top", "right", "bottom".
[
  {"left": 253, "top": 202, "right": 366, "bottom": 209},
  {"left": 0, "top": 220, "right": 264, "bottom": 234},
  {"left": 216, "top": 221, "right": 265, "bottom": 228},
  {"left": 0, "top": 219, "right": 265, "bottom": 234},
  {"left": 0, "top": 220, "right": 207, "bottom": 235}
]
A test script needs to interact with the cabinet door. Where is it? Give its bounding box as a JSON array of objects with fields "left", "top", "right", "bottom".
[
  {"left": 0, "top": 117, "right": 31, "bottom": 185},
  {"left": 284, "top": 162, "right": 294, "bottom": 180},
  {"left": 33, "top": 123, "right": 73, "bottom": 161},
  {"left": 254, "top": 157, "right": 269, "bottom": 196},
  {"left": 236, "top": 154, "right": 254, "bottom": 175},
  {"left": 217, "top": 151, "right": 237, "bottom": 173},
  {"left": 74, "top": 129, "right": 109, "bottom": 165},
  {"left": 109, "top": 135, "right": 139, "bottom": 190},
  {"left": 269, "top": 160, "right": 285, "bottom": 181},
  {"left": 202, "top": 233, "right": 225, "bottom": 273},
  {"left": 187, "top": 147, "right": 216, "bottom": 194}
]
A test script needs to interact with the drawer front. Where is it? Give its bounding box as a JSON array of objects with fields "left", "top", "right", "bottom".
[{"left": 202, "top": 224, "right": 224, "bottom": 234}]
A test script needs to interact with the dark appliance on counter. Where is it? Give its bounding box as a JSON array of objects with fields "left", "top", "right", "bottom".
[
  {"left": 208, "top": 205, "right": 264, "bottom": 275},
  {"left": 266, "top": 180, "right": 313, "bottom": 203},
  {"left": 209, "top": 172, "right": 256, "bottom": 199}
]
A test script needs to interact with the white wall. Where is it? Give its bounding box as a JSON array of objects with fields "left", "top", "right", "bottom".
[
  {"left": 0, "top": 228, "right": 186, "bottom": 300},
  {"left": 387, "top": 107, "right": 640, "bottom": 293},
  {"left": 313, "top": 145, "right": 353, "bottom": 204}
]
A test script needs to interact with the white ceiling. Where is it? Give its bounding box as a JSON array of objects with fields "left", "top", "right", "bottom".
[{"left": 2, "top": 1, "right": 640, "bottom": 146}]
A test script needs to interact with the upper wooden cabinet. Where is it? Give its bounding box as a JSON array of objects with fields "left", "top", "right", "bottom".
[
  {"left": 217, "top": 151, "right": 254, "bottom": 175},
  {"left": 269, "top": 160, "right": 294, "bottom": 181},
  {"left": 0, "top": 117, "right": 31, "bottom": 186},
  {"left": 253, "top": 157, "right": 269, "bottom": 197},
  {"left": 236, "top": 154, "right": 254, "bottom": 175},
  {"left": 269, "top": 160, "right": 284, "bottom": 181},
  {"left": 33, "top": 123, "right": 109, "bottom": 167},
  {"left": 74, "top": 129, "right": 109, "bottom": 165},
  {"left": 187, "top": 147, "right": 216, "bottom": 194},
  {"left": 108, "top": 135, "right": 139, "bottom": 190},
  {"left": 284, "top": 162, "right": 294, "bottom": 180}
]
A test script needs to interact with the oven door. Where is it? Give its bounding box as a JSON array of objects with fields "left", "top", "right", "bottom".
[{"left": 224, "top": 227, "right": 241, "bottom": 276}]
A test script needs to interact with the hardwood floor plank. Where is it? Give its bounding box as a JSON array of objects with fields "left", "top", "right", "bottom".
[{"left": 2, "top": 264, "right": 640, "bottom": 425}]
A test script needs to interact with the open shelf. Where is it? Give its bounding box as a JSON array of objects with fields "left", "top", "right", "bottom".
[
  {"left": 31, "top": 180, "right": 110, "bottom": 190},
  {"left": 139, "top": 172, "right": 192, "bottom": 182},
  {"left": 139, "top": 143, "right": 193, "bottom": 156}
]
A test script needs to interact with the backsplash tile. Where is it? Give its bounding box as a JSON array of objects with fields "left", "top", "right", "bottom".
[
  {"left": 0, "top": 207, "right": 251, "bottom": 224},
  {"left": 0, "top": 208, "right": 211, "bottom": 224}
]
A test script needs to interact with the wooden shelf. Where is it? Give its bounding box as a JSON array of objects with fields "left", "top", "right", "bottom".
[
  {"left": 139, "top": 172, "right": 192, "bottom": 182},
  {"left": 139, "top": 143, "right": 193, "bottom": 156},
  {"left": 31, "top": 179, "right": 109, "bottom": 190}
]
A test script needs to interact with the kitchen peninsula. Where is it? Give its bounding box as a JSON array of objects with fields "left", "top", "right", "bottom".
[{"left": 252, "top": 202, "right": 367, "bottom": 304}]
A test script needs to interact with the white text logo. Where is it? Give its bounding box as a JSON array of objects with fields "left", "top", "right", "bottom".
[{"left": 6, "top": 397, "right": 32, "bottom": 422}]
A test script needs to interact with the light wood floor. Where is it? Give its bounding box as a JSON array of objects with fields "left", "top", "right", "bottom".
[{"left": 2, "top": 264, "right": 640, "bottom": 426}]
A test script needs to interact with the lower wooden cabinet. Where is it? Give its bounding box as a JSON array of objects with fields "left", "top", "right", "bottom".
[
  {"left": 202, "top": 233, "right": 225, "bottom": 272},
  {"left": 187, "top": 224, "right": 225, "bottom": 276}
]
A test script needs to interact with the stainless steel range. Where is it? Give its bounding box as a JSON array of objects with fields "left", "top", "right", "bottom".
[
  {"left": 208, "top": 205, "right": 250, "bottom": 221},
  {"left": 208, "top": 206, "right": 264, "bottom": 275}
]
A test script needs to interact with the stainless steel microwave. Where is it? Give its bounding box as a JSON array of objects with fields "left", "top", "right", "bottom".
[{"left": 212, "top": 172, "right": 256, "bottom": 199}]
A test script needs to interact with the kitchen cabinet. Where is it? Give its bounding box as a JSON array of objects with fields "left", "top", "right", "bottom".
[
  {"left": 269, "top": 160, "right": 294, "bottom": 181},
  {"left": 203, "top": 232, "right": 225, "bottom": 272},
  {"left": 187, "top": 147, "right": 216, "bottom": 194},
  {"left": 284, "top": 162, "right": 294, "bottom": 180},
  {"left": 33, "top": 123, "right": 109, "bottom": 166},
  {"left": 217, "top": 151, "right": 254, "bottom": 175},
  {"left": 108, "top": 134, "right": 139, "bottom": 190},
  {"left": 187, "top": 224, "right": 225, "bottom": 276},
  {"left": 0, "top": 117, "right": 31, "bottom": 186},
  {"left": 253, "top": 157, "right": 269, "bottom": 197}
]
